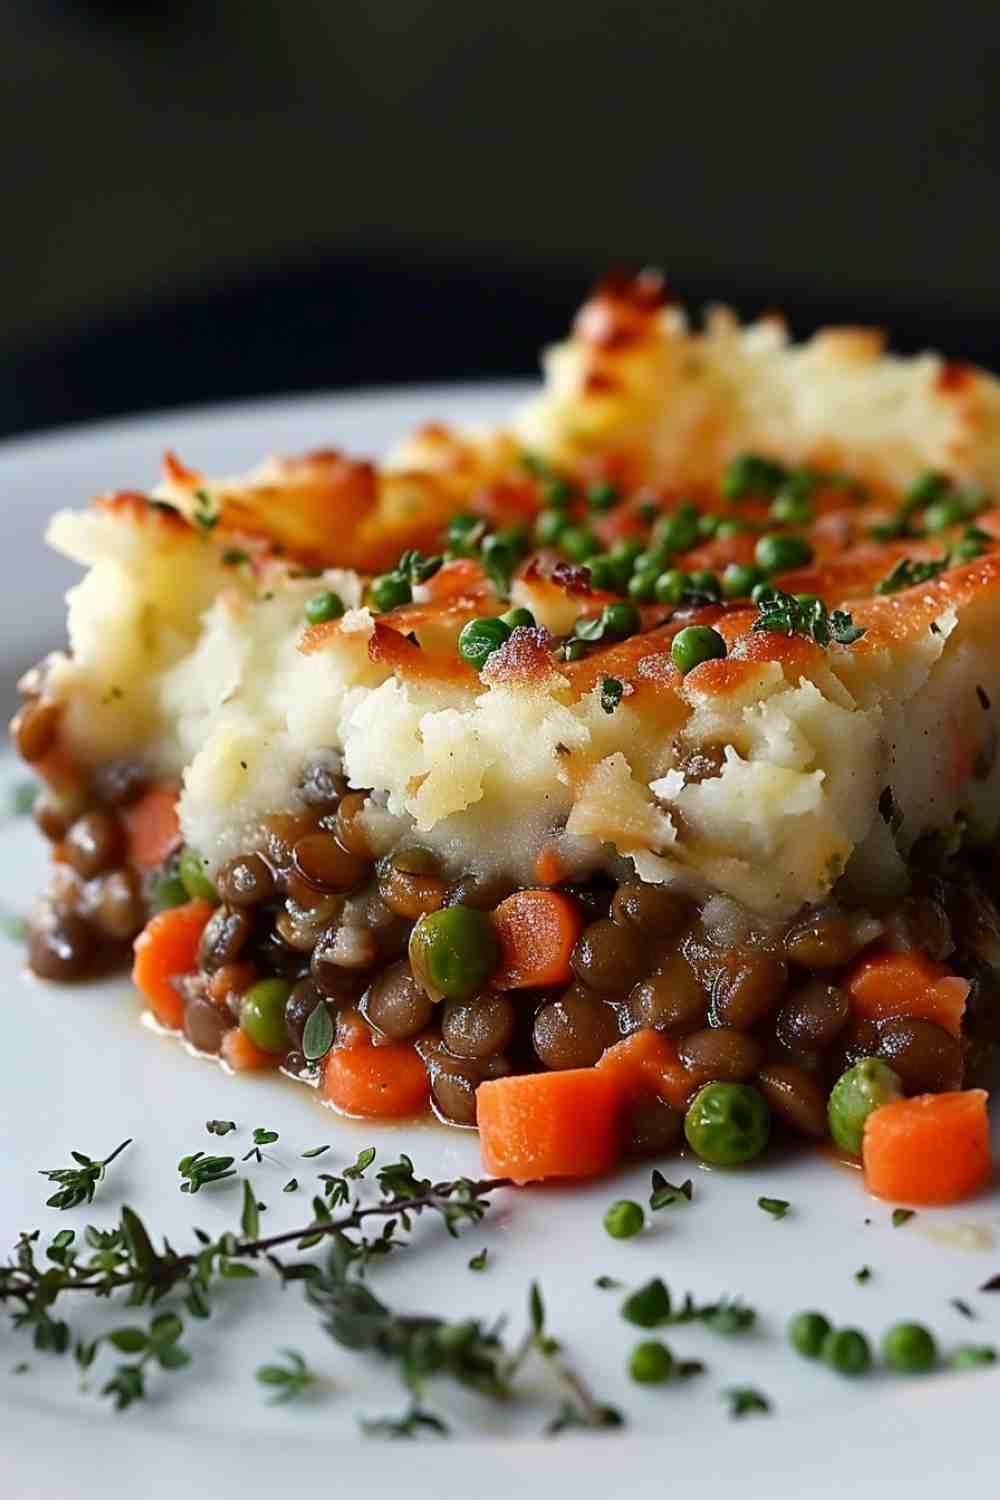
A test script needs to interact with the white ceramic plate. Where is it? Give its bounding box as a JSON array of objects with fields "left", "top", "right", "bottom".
[{"left": 2, "top": 388, "right": 999, "bottom": 1499}]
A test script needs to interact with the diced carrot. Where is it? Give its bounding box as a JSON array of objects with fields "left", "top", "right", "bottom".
[
  {"left": 863, "top": 1089, "right": 991, "bottom": 1205},
  {"left": 324, "top": 1038, "right": 430, "bottom": 1118},
  {"left": 846, "top": 949, "right": 968, "bottom": 1038},
  {"left": 477, "top": 1068, "right": 622, "bottom": 1182},
  {"left": 492, "top": 889, "right": 583, "bottom": 989},
  {"left": 221, "top": 1026, "right": 275, "bottom": 1072},
  {"left": 122, "top": 783, "right": 182, "bottom": 871},
  {"left": 596, "top": 1027, "right": 693, "bottom": 1113},
  {"left": 131, "top": 899, "right": 213, "bottom": 1029}
]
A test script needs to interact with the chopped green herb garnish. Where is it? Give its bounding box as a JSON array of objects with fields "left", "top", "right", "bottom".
[
  {"left": 595, "top": 1275, "right": 622, "bottom": 1290},
  {"left": 468, "top": 1249, "right": 488, "bottom": 1272},
  {"left": 221, "top": 548, "right": 250, "bottom": 566},
  {"left": 302, "top": 1002, "right": 334, "bottom": 1063},
  {"left": 757, "top": 1197, "right": 790, "bottom": 1220},
  {"left": 649, "top": 1171, "right": 692, "bottom": 1211},
  {"left": 9, "top": 780, "right": 38, "bottom": 816},
  {"left": 751, "top": 587, "right": 864, "bottom": 645},
  {"left": 252, "top": 1128, "right": 279, "bottom": 1146},
  {"left": 192, "top": 489, "right": 219, "bottom": 530},
  {"left": 951, "top": 1298, "right": 975, "bottom": 1319},
  {"left": 951, "top": 1345, "right": 998, "bottom": 1370},
  {"left": 206, "top": 1120, "right": 236, "bottom": 1136},
  {"left": 723, "top": 1387, "right": 771, "bottom": 1419},
  {"left": 283, "top": 1179, "right": 299, "bottom": 1194},
  {"left": 855, "top": 1266, "right": 872, "bottom": 1284},
  {"left": 177, "top": 1152, "right": 237, "bottom": 1195},
  {"left": 876, "top": 556, "right": 948, "bottom": 594},
  {"left": 301, "top": 1145, "right": 330, "bottom": 1159},
  {"left": 255, "top": 1349, "right": 317, "bottom": 1403},
  {"left": 892, "top": 1208, "right": 916, "bottom": 1228},
  {"left": 600, "top": 676, "right": 624, "bottom": 714}
]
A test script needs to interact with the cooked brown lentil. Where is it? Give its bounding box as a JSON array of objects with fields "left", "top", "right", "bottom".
[
  {"left": 533, "top": 985, "right": 622, "bottom": 1069},
  {"left": 626, "top": 952, "right": 707, "bottom": 1034},
  {"left": 183, "top": 995, "right": 233, "bottom": 1054},
  {"left": 876, "top": 1016, "right": 964, "bottom": 1094},
  {"left": 622, "top": 1095, "right": 685, "bottom": 1158},
  {"left": 334, "top": 792, "right": 374, "bottom": 857},
  {"left": 441, "top": 992, "right": 516, "bottom": 1060},
  {"left": 11, "top": 698, "right": 60, "bottom": 763},
  {"left": 709, "top": 946, "right": 787, "bottom": 1029},
  {"left": 27, "top": 910, "right": 97, "bottom": 981},
  {"left": 292, "top": 831, "right": 370, "bottom": 893},
  {"left": 678, "top": 1026, "right": 764, "bottom": 1082},
  {"left": 378, "top": 848, "right": 448, "bottom": 920},
  {"left": 756, "top": 1061, "right": 829, "bottom": 1138},
  {"left": 198, "top": 906, "right": 254, "bottom": 972},
  {"left": 361, "top": 961, "right": 435, "bottom": 1039},
  {"left": 611, "top": 881, "right": 690, "bottom": 938},
  {"left": 571, "top": 917, "right": 646, "bottom": 996},
  {"left": 63, "top": 810, "right": 124, "bottom": 880},
  {"left": 775, "top": 980, "right": 849, "bottom": 1053},
  {"left": 218, "top": 853, "right": 275, "bottom": 908}
]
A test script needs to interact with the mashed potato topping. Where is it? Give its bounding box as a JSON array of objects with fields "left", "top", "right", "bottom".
[{"left": 37, "top": 275, "right": 1000, "bottom": 922}]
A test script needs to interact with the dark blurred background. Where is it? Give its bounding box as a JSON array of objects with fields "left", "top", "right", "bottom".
[{"left": 3, "top": 0, "right": 999, "bottom": 440}]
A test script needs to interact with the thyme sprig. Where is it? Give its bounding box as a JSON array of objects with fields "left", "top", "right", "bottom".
[{"left": 40, "top": 1139, "right": 132, "bottom": 1211}]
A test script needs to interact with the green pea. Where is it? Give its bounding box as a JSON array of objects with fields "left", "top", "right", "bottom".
[
  {"left": 628, "top": 568, "right": 659, "bottom": 602},
  {"left": 499, "top": 606, "right": 535, "bottom": 630},
  {"left": 534, "top": 508, "right": 569, "bottom": 547},
  {"left": 239, "top": 978, "right": 293, "bottom": 1054},
  {"left": 687, "top": 569, "right": 722, "bottom": 600},
  {"left": 923, "top": 498, "right": 967, "bottom": 532},
  {"left": 769, "top": 493, "right": 815, "bottom": 526},
  {"left": 671, "top": 626, "right": 728, "bottom": 676},
  {"left": 609, "top": 536, "right": 645, "bottom": 569},
  {"left": 481, "top": 533, "right": 522, "bottom": 590},
  {"left": 178, "top": 846, "right": 219, "bottom": 905},
  {"left": 542, "top": 476, "right": 575, "bottom": 509},
  {"left": 906, "top": 469, "right": 949, "bottom": 506},
  {"left": 822, "top": 1327, "right": 872, "bottom": 1377},
  {"left": 788, "top": 1311, "right": 831, "bottom": 1360},
  {"left": 370, "top": 572, "right": 412, "bottom": 611},
  {"left": 408, "top": 905, "right": 500, "bottom": 1002},
  {"left": 751, "top": 580, "right": 776, "bottom": 606},
  {"left": 150, "top": 871, "right": 188, "bottom": 912},
  {"left": 827, "top": 1059, "right": 903, "bottom": 1156},
  {"left": 716, "top": 518, "right": 752, "bottom": 541},
  {"left": 603, "top": 1199, "right": 644, "bottom": 1239},
  {"left": 654, "top": 569, "right": 689, "bottom": 605},
  {"left": 683, "top": 1082, "right": 770, "bottom": 1165},
  {"left": 755, "top": 533, "right": 815, "bottom": 574},
  {"left": 602, "top": 601, "right": 641, "bottom": 640},
  {"left": 560, "top": 525, "right": 601, "bottom": 563},
  {"left": 304, "top": 589, "right": 345, "bottom": 625},
  {"left": 458, "top": 616, "right": 511, "bottom": 670},
  {"left": 629, "top": 1339, "right": 673, "bottom": 1384},
  {"left": 721, "top": 453, "right": 786, "bottom": 501},
  {"left": 656, "top": 508, "right": 700, "bottom": 555},
  {"left": 882, "top": 1322, "right": 937, "bottom": 1373},
  {"left": 951, "top": 1345, "right": 997, "bottom": 1370},
  {"left": 634, "top": 545, "right": 670, "bottom": 574},
  {"left": 587, "top": 481, "right": 621, "bottom": 513},
  {"left": 722, "top": 562, "right": 763, "bottom": 599},
  {"left": 698, "top": 513, "right": 721, "bottom": 539},
  {"left": 445, "top": 514, "right": 484, "bottom": 554},
  {"left": 587, "top": 555, "right": 626, "bottom": 593}
]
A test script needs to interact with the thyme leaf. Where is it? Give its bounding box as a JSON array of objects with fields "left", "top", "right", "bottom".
[{"left": 40, "top": 1140, "right": 132, "bottom": 1211}]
